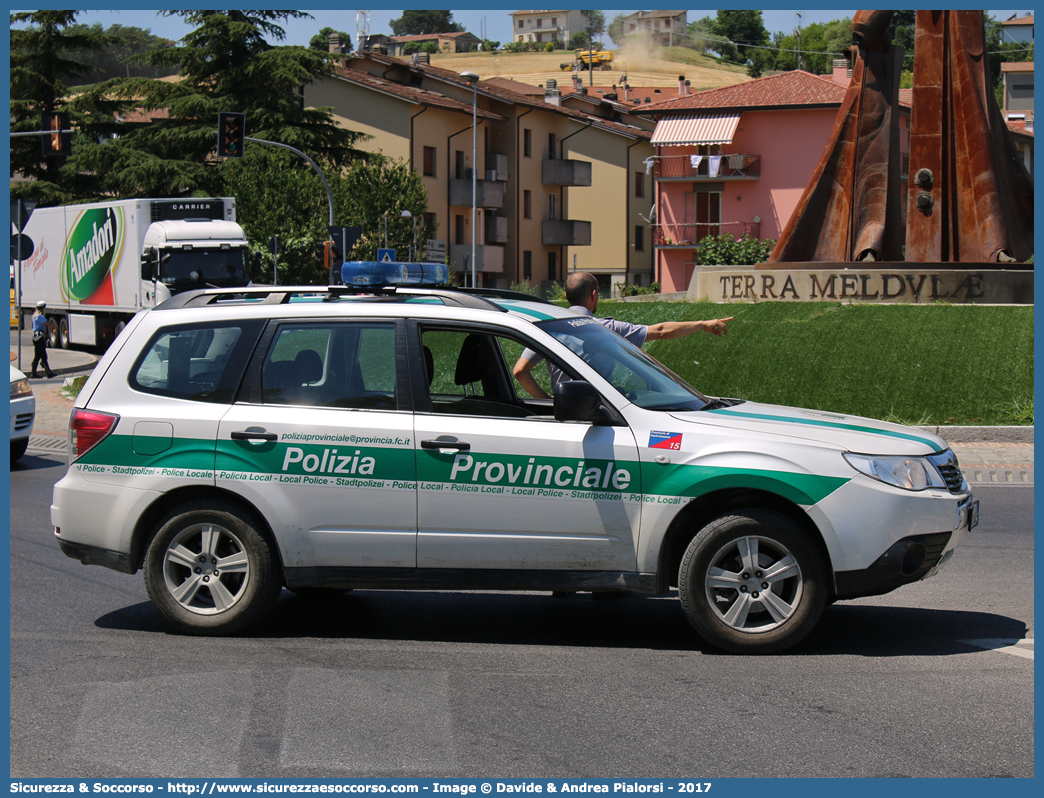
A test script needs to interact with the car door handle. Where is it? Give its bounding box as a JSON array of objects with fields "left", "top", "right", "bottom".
[
  {"left": 421, "top": 438, "right": 470, "bottom": 451},
  {"left": 231, "top": 428, "right": 278, "bottom": 442}
]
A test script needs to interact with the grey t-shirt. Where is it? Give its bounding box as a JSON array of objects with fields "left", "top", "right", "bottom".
[{"left": 519, "top": 305, "right": 648, "bottom": 391}]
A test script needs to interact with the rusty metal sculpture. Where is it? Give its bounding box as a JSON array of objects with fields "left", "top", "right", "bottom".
[
  {"left": 906, "top": 10, "right": 1033, "bottom": 262},
  {"left": 768, "top": 10, "right": 1033, "bottom": 266},
  {"left": 770, "top": 10, "right": 904, "bottom": 263}
]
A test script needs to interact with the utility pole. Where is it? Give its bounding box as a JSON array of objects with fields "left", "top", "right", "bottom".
[{"left": 796, "top": 12, "right": 803, "bottom": 72}]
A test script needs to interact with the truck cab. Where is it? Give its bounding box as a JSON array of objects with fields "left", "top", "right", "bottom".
[{"left": 142, "top": 219, "right": 252, "bottom": 304}]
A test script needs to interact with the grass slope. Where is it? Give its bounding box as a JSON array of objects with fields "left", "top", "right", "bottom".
[{"left": 598, "top": 301, "right": 1033, "bottom": 426}]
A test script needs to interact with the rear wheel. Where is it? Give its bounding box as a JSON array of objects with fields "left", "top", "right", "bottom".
[
  {"left": 57, "top": 317, "right": 70, "bottom": 349},
  {"left": 678, "top": 510, "right": 827, "bottom": 654},
  {"left": 144, "top": 501, "right": 281, "bottom": 634}
]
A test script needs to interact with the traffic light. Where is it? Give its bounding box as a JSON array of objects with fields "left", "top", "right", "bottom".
[
  {"left": 41, "top": 111, "right": 72, "bottom": 157},
  {"left": 217, "top": 112, "right": 246, "bottom": 158}
]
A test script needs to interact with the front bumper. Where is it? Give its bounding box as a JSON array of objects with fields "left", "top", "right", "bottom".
[{"left": 833, "top": 494, "right": 977, "bottom": 599}]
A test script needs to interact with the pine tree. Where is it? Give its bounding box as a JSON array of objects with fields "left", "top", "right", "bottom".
[
  {"left": 77, "top": 10, "right": 368, "bottom": 198},
  {"left": 10, "top": 11, "right": 126, "bottom": 205}
]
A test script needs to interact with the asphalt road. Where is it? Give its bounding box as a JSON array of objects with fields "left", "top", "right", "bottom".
[{"left": 9, "top": 451, "right": 1034, "bottom": 779}]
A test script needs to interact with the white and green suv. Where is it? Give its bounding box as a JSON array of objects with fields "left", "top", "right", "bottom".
[{"left": 52, "top": 264, "right": 977, "bottom": 653}]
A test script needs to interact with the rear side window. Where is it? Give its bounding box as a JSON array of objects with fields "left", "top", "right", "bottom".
[
  {"left": 261, "top": 322, "right": 398, "bottom": 410},
  {"left": 130, "top": 320, "right": 263, "bottom": 403}
]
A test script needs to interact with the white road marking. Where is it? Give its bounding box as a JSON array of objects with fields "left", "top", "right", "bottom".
[{"left": 960, "top": 638, "right": 1034, "bottom": 660}]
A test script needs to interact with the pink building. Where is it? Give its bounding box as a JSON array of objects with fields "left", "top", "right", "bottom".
[{"left": 637, "top": 70, "right": 911, "bottom": 293}]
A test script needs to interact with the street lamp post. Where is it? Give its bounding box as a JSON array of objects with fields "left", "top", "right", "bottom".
[{"left": 460, "top": 71, "right": 480, "bottom": 288}]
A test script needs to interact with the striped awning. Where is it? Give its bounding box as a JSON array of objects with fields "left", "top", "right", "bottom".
[{"left": 651, "top": 112, "right": 741, "bottom": 145}]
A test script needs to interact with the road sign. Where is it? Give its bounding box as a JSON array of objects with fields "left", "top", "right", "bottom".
[
  {"left": 10, "top": 200, "right": 37, "bottom": 232},
  {"left": 425, "top": 239, "right": 446, "bottom": 260},
  {"left": 377, "top": 248, "right": 396, "bottom": 263},
  {"left": 11, "top": 234, "right": 34, "bottom": 261},
  {"left": 328, "top": 225, "right": 362, "bottom": 256}
]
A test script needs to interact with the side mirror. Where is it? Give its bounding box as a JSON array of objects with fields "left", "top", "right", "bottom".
[
  {"left": 140, "top": 249, "right": 156, "bottom": 281},
  {"left": 554, "top": 380, "right": 604, "bottom": 422}
]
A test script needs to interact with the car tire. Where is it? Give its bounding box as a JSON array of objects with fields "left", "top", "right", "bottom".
[
  {"left": 678, "top": 509, "right": 828, "bottom": 654},
  {"left": 10, "top": 439, "right": 28, "bottom": 462},
  {"left": 144, "top": 500, "right": 282, "bottom": 635}
]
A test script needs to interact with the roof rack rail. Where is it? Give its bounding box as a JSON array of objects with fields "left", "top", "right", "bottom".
[
  {"left": 456, "top": 286, "right": 556, "bottom": 305},
  {"left": 153, "top": 284, "right": 508, "bottom": 312}
]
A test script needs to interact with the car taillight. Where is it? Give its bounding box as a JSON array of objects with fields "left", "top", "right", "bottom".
[{"left": 68, "top": 409, "right": 119, "bottom": 461}]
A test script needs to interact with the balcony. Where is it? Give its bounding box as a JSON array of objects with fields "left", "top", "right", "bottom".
[
  {"left": 652, "top": 221, "right": 761, "bottom": 247},
  {"left": 653, "top": 153, "right": 761, "bottom": 180},
  {"left": 486, "top": 153, "right": 509, "bottom": 182},
  {"left": 449, "top": 243, "right": 504, "bottom": 273},
  {"left": 450, "top": 177, "right": 505, "bottom": 209},
  {"left": 542, "top": 158, "right": 592, "bottom": 186},
  {"left": 485, "top": 215, "right": 509, "bottom": 244},
  {"left": 542, "top": 219, "right": 591, "bottom": 246}
]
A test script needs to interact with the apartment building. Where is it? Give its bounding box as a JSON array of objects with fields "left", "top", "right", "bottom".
[
  {"left": 304, "top": 52, "right": 654, "bottom": 293},
  {"left": 509, "top": 10, "right": 589, "bottom": 46},
  {"left": 621, "top": 11, "right": 689, "bottom": 47},
  {"left": 636, "top": 70, "right": 912, "bottom": 293}
]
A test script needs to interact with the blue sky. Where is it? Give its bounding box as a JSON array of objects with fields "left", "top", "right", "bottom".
[{"left": 60, "top": 8, "right": 1029, "bottom": 50}]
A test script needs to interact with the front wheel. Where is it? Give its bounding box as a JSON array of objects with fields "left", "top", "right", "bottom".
[
  {"left": 678, "top": 510, "right": 827, "bottom": 654},
  {"left": 144, "top": 501, "right": 282, "bottom": 634}
]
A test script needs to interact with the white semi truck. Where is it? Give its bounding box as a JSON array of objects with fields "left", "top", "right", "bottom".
[{"left": 14, "top": 197, "right": 253, "bottom": 349}]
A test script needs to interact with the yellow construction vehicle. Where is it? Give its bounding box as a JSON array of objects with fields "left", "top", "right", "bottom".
[{"left": 560, "top": 48, "right": 615, "bottom": 71}]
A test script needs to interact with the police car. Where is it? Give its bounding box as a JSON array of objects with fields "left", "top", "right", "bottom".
[{"left": 52, "top": 261, "right": 977, "bottom": 653}]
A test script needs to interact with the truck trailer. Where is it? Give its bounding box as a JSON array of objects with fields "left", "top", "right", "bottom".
[{"left": 14, "top": 198, "right": 252, "bottom": 350}]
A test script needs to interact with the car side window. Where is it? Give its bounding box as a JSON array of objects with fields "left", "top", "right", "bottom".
[
  {"left": 130, "top": 321, "right": 261, "bottom": 403},
  {"left": 421, "top": 327, "right": 564, "bottom": 418},
  {"left": 262, "top": 322, "right": 398, "bottom": 410}
]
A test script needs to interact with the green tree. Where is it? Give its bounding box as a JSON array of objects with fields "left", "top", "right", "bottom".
[
  {"left": 580, "top": 10, "right": 607, "bottom": 37},
  {"left": 309, "top": 26, "right": 351, "bottom": 53},
  {"left": 389, "top": 11, "right": 463, "bottom": 36},
  {"left": 10, "top": 10, "right": 127, "bottom": 205},
  {"left": 891, "top": 10, "right": 916, "bottom": 72},
  {"left": 712, "top": 10, "right": 769, "bottom": 62},
  {"left": 64, "top": 23, "right": 177, "bottom": 84},
  {"left": 607, "top": 13, "right": 627, "bottom": 47},
  {"left": 74, "top": 10, "right": 369, "bottom": 199},
  {"left": 687, "top": 16, "right": 730, "bottom": 55},
  {"left": 222, "top": 148, "right": 431, "bottom": 285}
]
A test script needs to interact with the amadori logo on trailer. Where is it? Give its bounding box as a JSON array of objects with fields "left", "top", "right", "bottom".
[{"left": 60, "top": 206, "right": 125, "bottom": 303}]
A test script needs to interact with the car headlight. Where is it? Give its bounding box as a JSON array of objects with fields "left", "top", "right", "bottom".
[
  {"left": 10, "top": 378, "right": 32, "bottom": 399},
  {"left": 843, "top": 452, "right": 946, "bottom": 491}
]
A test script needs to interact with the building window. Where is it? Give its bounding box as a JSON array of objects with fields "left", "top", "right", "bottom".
[
  {"left": 634, "top": 171, "right": 644, "bottom": 198},
  {"left": 523, "top": 190, "right": 532, "bottom": 219},
  {"left": 455, "top": 150, "right": 465, "bottom": 180},
  {"left": 548, "top": 193, "right": 557, "bottom": 220},
  {"left": 524, "top": 128, "right": 532, "bottom": 158},
  {"left": 635, "top": 225, "right": 644, "bottom": 251},
  {"left": 548, "top": 252, "right": 557, "bottom": 282},
  {"left": 423, "top": 212, "right": 437, "bottom": 239},
  {"left": 423, "top": 146, "right": 436, "bottom": 177},
  {"left": 523, "top": 250, "right": 532, "bottom": 281},
  {"left": 518, "top": 20, "right": 523, "bottom": 29},
  {"left": 551, "top": 17, "right": 557, "bottom": 26},
  {"left": 548, "top": 132, "right": 557, "bottom": 159},
  {"left": 455, "top": 215, "right": 465, "bottom": 246}
]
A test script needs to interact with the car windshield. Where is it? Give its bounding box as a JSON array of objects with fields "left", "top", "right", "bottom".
[
  {"left": 536, "top": 315, "right": 712, "bottom": 411},
  {"left": 161, "top": 248, "right": 249, "bottom": 288}
]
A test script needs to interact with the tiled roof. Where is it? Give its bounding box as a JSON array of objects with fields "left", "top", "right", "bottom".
[
  {"left": 347, "top": 53, "right": 651, "bottom": 141},
  {"left": 638, "top": 69, "right": 914, "bottom": 113},
  {"left": 1001, "top": 61, "right": 1035, "bottom": 72},
  {"left": 638, "top": 70, "right": 849, "bottom": 112},
  {"left": 1003, "top": 14, "right": 1034, "bottom": 25},
  {"left": 390, "top": 32, "right": 478, "bottom": 42},
  {"left": 623, "top": 10, "right": 687, "bottom": 20},
  {"left": 332, "top": 64, "right": 505, "bottom": 122}
]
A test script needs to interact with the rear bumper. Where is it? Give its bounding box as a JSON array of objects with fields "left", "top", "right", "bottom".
[{"left": 56, "top": 535, "right": 135, "bottom": 574}]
